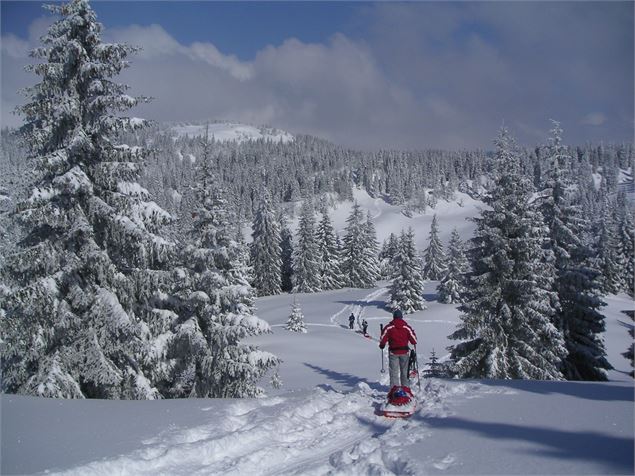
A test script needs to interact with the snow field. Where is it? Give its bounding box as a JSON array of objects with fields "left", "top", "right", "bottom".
[{"left": 2, "top": 283, "right": 633, "bottom": 475}]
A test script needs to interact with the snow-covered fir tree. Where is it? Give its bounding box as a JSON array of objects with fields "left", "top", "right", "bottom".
[
  {"left": 389, "top": 228, "right": 426, "bottom": 313},
  {"left": 438, "top": 229, "right": 468, "bottom": 304},
  {"left": 362, "top": 211, "right": 381, "bottom": 281},
  {"left": 1, "top": 0, "right": 178, "bottom": 399},
  {"left": 316, "top": 207, "right": 344, "bottom": 290},
  {"left": 292, "top": 197, "right": 321, "bottom": 292},
  {"left": 595, "top": 202, "right": 623, "bottom": 295},
  {"left": 424, "top": 349, "right": 442, "bottom": 378},
  {"left": 621, "top": 311, "right": 634, "bottom": 378},
  {"left": 422, "top": 215, "right": 447, "bottom": 280},
  {"left": 279, "top": 212, "right": 294, "bottom": 293},
  {"left": 615, "top": 193, "right": 634, "bottom": 297},
  {"left": 379, "top": 233, "right": 400, "bottom": 279},
  {"left": 341, "top": 202, "right": 379, "bottom": 288},
  {"left": 448, "top": 128, "right": 566, "bottom": 380},
  {"left": 251, "top": 189, "right": 282, "bottom": 296},
  {"left": 537, "top": 121, "right": 610, "bottom": 381},
  {"left": 286, "top": 298, "right": 307, "bottom": 333},
  {"left": 175, "top": 170, "right": 280, "bottom": 397}
]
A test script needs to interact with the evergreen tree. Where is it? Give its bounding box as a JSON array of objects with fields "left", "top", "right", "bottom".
[
  {"left": 341, "top": 202, "right": 379, "bottom": 288},
  {"left": 615, "top": 194, "right": 634, "bottom": 297},
  {"left": 292, "top": 198, "right": 321, "bottom": 292},
  {"left": 538, "top": 121, "right": 610, "bottom": 380},
  {"left": 175, "top": 174, "right": 280, "bottom": 397},
  {"left": 379, "top": 233, "right": 400, "bottom": 279},
  {"left": 622, "top": 311, "right": 634, "bottom": 378},
  {"left": 362, "top": 211, "right": 381, "bottom": 282},
  {"left": 389, "top": 228, "right": 426, "bottom": 313},
  {"left": 438, "top": 229, "right": 468, "bottom": 304},
  {"left": 424, "top": 349, "right": 442, "bottom": 378},
  {"left": 286, "top": 298, "right": 307, "bottom": 333},
  {"left": 279, "top": 213, "right": 294, "bottom": 293},
  {"left": 316, "top": 208, "right": 344, "bottom": 290},
  {"left": 596, "top": 204, "right": 622, "bottom": 295},
  {"left": 251, "top": 190, "right": 282, "bottom": 296},
  {"left": 1, "top": 0, "right": 175, "bottom": 399},
  {"left": 448, "top": 128, "right": 566, "bottom": 380},
  {"left": 422, "top": 215, "right": 447, "bottom": 280}
]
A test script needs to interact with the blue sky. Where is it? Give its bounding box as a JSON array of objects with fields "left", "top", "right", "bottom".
[{"left": 2, "top": 1, "right": 633, "bottom": 149}]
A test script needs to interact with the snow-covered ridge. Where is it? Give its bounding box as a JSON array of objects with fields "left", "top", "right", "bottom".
[{"left": 170, "top": 122, "right": 294, "bottom": 144}]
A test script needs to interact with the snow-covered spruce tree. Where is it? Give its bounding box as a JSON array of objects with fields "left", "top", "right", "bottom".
[
  {"left": 422, "top": 215, "right": 447, "bottom": 280},
  {"left": 389, "top": 228, "right": 426, "bottom": 313},
  {"left": 362, "top": 211, "right": 381, "bottom": 282},
  {"left": 292, "top": 197, "right": 321, "bottom": 292},
  {"left": 379, "top": 233, "right": 400, "bottom": 279},
  {"left": 279, "top": 212, "right": 294, "bottom": 293},
  {"left": 1, "top": 0, "right": 178, "bottom": 399},
  {"left": 537, "top": 121, "right": 610, "bottom": 381},
  {"left": 316, "top": 207, "right": 344, "bottom": 290},
  {"left": 595, "top": 203, "right": 623, "bottom": 295},
  {"left": 438, "top": 229, "right": 468, "bottom": 304},
  {"left": 622, "top": 311, "right": 634, "bottom": 378},
  {"left": 250, "top": 189, "right": 282, "bottom": 296},
  {"left": 615, "top": 193, "right": 634, "bottom": 297},
  {"left": 172, "top": 166, "right": 279, "bottom": 397},
  {"left": 286, "top": 298, "right": 307, "bottom": 333},
  {"left": 448, "top": 128, "right": 566, "bottom": 380},
  {"left": 341, "top": 202, "right": 379, "bottom": 288}
]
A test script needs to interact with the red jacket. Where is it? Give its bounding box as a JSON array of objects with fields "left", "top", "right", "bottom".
[{"left": 379, "top": 318, "right": 417, "bottom": 354}]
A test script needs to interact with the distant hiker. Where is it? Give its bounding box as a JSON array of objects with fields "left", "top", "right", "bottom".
[
  {"left": 379, "top": 309, "right": 417, "bottom": 388},
  {"left": 362, "top": 319, "right": 368, "bottom": 335},
  {"left": 349, "top": 313, "right": 355, "bottom": 330}
]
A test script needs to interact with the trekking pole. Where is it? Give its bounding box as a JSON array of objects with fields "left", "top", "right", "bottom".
[
  {"left": 380, "top": 347, "right": 386, "bottom": 374},
  {"left": 415, "top": 345, "right": 421, "bottom": 390}
]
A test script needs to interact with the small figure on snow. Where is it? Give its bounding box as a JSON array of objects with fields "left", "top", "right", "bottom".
[
  {"left": 349, "top": 313, "right": 355, "bottom": 330},
  {"left": 362, "top": 319, "right": 368, "bottom": 335},
  {"left": 379, "top": 309, "right": 417, "bottom": 389}
]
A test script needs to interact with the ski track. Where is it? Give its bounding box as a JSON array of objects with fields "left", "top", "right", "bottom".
[{"left": 55, "top": 380, "right": 510, "bottom": 475}]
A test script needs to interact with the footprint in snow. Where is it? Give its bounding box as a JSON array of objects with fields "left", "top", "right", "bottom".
[{"left": 432, "top": 453, "right": 457, "bottom": 470}]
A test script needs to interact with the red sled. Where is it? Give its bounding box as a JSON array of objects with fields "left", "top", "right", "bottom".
[{"left": 380, "top": 386, "right": 416, "bottom": 418}]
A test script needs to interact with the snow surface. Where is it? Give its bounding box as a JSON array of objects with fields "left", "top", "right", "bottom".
[
  {"left": 2, "top": 283, "right": 633, "bottom": 475},
  {"left": 245, "top": 187, "right": 481, "bottom": 252},
  {"left": 1, "top": 191, "right": 633, "bottom": 475},
  {"left": 171, "top": 122, "right": 294, "bottom": 144}
]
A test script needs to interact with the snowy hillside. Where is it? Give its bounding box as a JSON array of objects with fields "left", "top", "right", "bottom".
[
  {"left": 3, "top": 283, "right": 633, "bottom": 475},
  {"left": 3, "top": 185, "right": 633, "bottom": 475},
  {"left": 170, "top": 121, "right": 294, "bottom": 143},
  {"left": 246, "top": 187, "right": 482, "bottom": 251}
]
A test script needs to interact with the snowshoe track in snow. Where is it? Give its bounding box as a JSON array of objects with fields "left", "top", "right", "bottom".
[{"left": 56, "top": 380, "right": 489, "bottom": 476}]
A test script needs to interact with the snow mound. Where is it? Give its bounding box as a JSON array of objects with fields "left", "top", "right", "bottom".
[{"left": 171, "top": 122, "right": 294, "bottom": 144}]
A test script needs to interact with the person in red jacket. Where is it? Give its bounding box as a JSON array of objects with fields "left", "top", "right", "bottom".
[{"left": 379, "top": 309, "right": 417, "bottom": 391}]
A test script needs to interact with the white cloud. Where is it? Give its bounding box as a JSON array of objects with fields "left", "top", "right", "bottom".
[
  {"left": 1, "top": 3, "right": 632, "bottom": 148},
  {"left": 581, "top": 112, "right": 607, "bottom": 126},
  {"left": 0, "top": 34, "right": 30, "bottom": 59}
]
